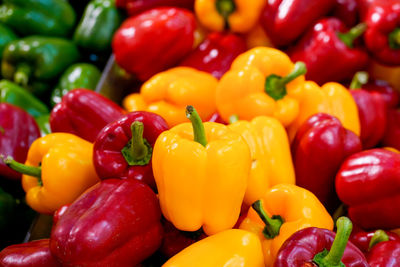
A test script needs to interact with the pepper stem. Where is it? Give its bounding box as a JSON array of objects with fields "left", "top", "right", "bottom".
[
  {"left": 229, "top": 114, "right": 239, "bottom": 124},
  {"left": 349, "top": 71, "right": 369, "bottom": 90},
  {"left": 186, "top": 106, "right": 207, "bottom": 147},
  {"left": 215, "top": 0, "right": 235, "bottom": 29},
  {"left": 337, "top": 23, "right": 367, "bottom": 48},
  {"left": 265, "top": 61, "right": 307, "bottom": 100},
  {"left": 252, "top": 200, "right": 284, "bottom": 239},
  {"left": 14, "top": 63, "right": 32, "bottom": 87},
  {"left": 1, "top": 155, "right": 42, "bottom": 185},
  {"left": 313, "top": 216, "right": 353, "bottom": 267},
  {"left": 121, "top": 121, "right": 152, "bottom": 166},
  {"left": 389, "top": 28, "right": 400, "bottom": 49},
  {"left": 369, "top": 230, "right": 389, "bottom": 250}
]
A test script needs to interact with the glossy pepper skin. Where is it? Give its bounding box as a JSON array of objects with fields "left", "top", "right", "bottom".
[
  {"left": 112, "top": 7, "right": 196, "bottom": 81},
  {"left": 382, "top": 109, "right": 400, "bottom": 151},
  {"left": 260, "top": 0, "right": 335, "bottom": 46},
  {"left": 367, "top": 240, "right": 400, "bottom": 266},
  {"left": 332, "top": 0, "right": 359, "bottom": 27},
  {"left": 0, "top": 0, "right": 76, "bottom": 37},
  {"left": 50, "top": 63, "right": 101, "bottom": 106},
  {"left": 0, "top": 103, "right": 40, "bottom": 180},
  {"left": 1, "top": 36, "right": 80, "bottom": 95},
  {"left": 50, "top": 89, "right": 124, "bottom": 143},
  {"left": 336, "top": 148, "right": 400, "bottom": 230},
  {"left": 362, "top": 79, "right": 400, "bottom": 109},
  {"left": 0, "top": 239, "right": 60, "bottom": 267},
  {"left": 292, "top": 113, "right": 362, "bottom": 212},
  {"left": 116, "top": 0, "right": 195, "bottom": 16},
  {"left": 289, "top": 18, "right": 369, "bottom": 85},
  {"left": 0, "top": 24, "right": 16, "bottom": 61},
  {"left": 240, "top": 184, "right": 334, "bottom": 266},
  {"left": 275, "top": 217, "right": 369, "bottom": 267},
  {"left": 123, "top": 67, "right": 218, "bottom": 128},
  {"left": 50, "top": 179, "right": 163, "bottom": 267},
  {"left": 180, "top": 32, "right": 247, "bottom": 79},
  {"left": 163, "top": 229, "right": 264, "bottom": 267},
  {"left": 216, "top": 47, "right": 306, "bottom": 127},
  {"left": 93, "top": 111, "right": 168, "bottom": 190},
  {"left": 34, "top": 114, "right": 51, "bottom": 137},
  {"left": 350, "top": 229, "right": 400, "bottom": 254}
]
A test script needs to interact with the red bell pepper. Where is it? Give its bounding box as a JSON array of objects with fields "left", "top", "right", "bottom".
[
  {"left": 112, "top": 7, "right": 196, "bottom": 81},
  {"left": 362, "top": 79, "right": 399, "bottom": 109},
  {"left": 331, "top": 0, "right": 359, "bottom": 27},
  {"left": 274, "top": 217, "right": 369, "bottom": 267},
  {"left": 206, "top": 112, "right": 226, "bottom": 124},
  {"left": 50, "top": 179, "right": 163, "bottom": 267},
  {"left": 0, "top": 103, "right": 40, "bottom": 180},
  {"left": 93, "top": 111, "right": 168, "bottom": 190},
  {"left": 0, "top": 239, "right": 60, "bottom": 267},
  {"left": 336, "top": 148, "right": 400, "bottom": 230},
  {"left": 367, "top": 240, "right": 400, "bottom": 266},
  {"left": 292, "top": 113, "right": 362, "bottom": 212},
  {"left": 288, "top": 18, "right": 369, "bottom": 85},
  {"left": 50, "top": 89, "right": 124, "bottom": 143},
  {"left": 350, "top": 229, "right": 400, "bottom": 254},
  {"left": 116, "top": 0, "right": 194, "bottom": 17},
  {"left": 382, "top": 109, "right": 400, "bottom": 151},
  {"left": 179, "top": 32, "right": 246, "bottom": 79}
]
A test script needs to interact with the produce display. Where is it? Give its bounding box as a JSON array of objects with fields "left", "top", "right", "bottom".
[{"left": 1, "top": 0, "right": 400, "bottom": 266}]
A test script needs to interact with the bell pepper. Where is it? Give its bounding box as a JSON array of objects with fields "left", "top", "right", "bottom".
[
  {"left": 116, "top": 0, "right": 195, "bottom": 16},
  {"left": 112, "top": 7, "right": 196, "bottom": 81},
  {"left": 194, "top": 0, "right": 265, "bottom": 33},
  {"left": 239, "top": 184, "right": 333, "bottom": 266},
  {"left": 0, "top": 103, "right": 40, "bottom": 181},
  {"left": 153, "top": 106, "right": 251, "bottom": 235},
  {"left": 382, "top": 109, "right": 400, "bottom": 151},
  {"left": 368, "top": 59, "right": 400, "bottom": 92},
  {"left": 93, "top": 111, "right": 168, "bottom": 190},
  {"left": 336, "top": 148, "right": 400, "bottom": 230},
  {"left": 367, "top": 240, "right": 400, "bottom": 266},
  {"left": 288, "top": 18, "right": 369, "bottom": 85},
  {"left": 216, "top": 47, "right": 306, "bottom": 127},
  {"left": 50, "top": 63, "right": 101, "bottom": 106},
  {"left": 179, "top": 32, "right": 247, "bottom": 79},
  {"left": 123, "top": 67, "right": 218, "bottom": 128},
  {"left": 206, "top": 112, "right": 226, "bottom": 124},
  {"left": 73, "top": 0, "right": 122, "bottom": 53},
  {"left": 227, "top": 116, "right": 295, "bottom": 206},
  {"left": 275, "top": 217, "right": 369, "bottom": 267},
  {"left": 350, "top": 229, "right": 400, "bottom": 254},
  {"left": 0, "top": 186, "right": 16, "bottom": 231},
  {"left": 292, "top": 113, "right": 362, "bottom": 212},
  {"left": 362, "top": 79, "right": 399, "bottom": 109},
  {"left": 260, "top": 0, "right": 336, "bottom": 46},
  {"left": 332, "top": 0, "right": 359, "bottom": 27},
  {"left": 50, "top": 178, "right": 163, "bottom": 267},
  {"left": 0, "top": 24, "right": 16, "bottom": 61},
  {"left": 1, "top": 36, "right": 80, "bottom": 95},
  {"left": 4, "top": 133, "right": 100, "bottom": 214},
  {"left": 50, "top": 89, "right": 125, "bottom": 143},
  {"left": 163, "top": 229, "right": 264, "bottom": 267},
  {"left": 242, "top": 23, "right": 274, "bottom": 49},
  {"left": 0, "top": 80, "right": 49, "bottom": 118},
  {"left": 0, "top": 0, "right": 76, "bottom": 37}
]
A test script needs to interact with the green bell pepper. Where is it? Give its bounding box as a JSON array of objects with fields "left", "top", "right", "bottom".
[
  {"left": 1, "top": 36, "right": 80, "bottom": 95},
  {"left": 73, "top": 0, "right": 122, "bottom": 53},
  {"left": 0, "top": 23, "right": 17, "bottom": 61},
  {"left": 0, "top": 0, "right": 76, "bottom": 37},
  {"left": 34, "top": 114, "right": 51, "bottom": 136},
  {"left": 50, "top": 63, "right": 101, "bottom": 106}
]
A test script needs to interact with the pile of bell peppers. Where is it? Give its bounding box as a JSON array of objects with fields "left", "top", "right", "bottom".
[{"left": 3, "top": 0, "right": 400, "bottom": 266}]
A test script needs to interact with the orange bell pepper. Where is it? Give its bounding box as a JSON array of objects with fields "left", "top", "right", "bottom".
[
  {"left": 368, "top": 59, "right": 400, "bottom": 92},
  {"left": 243, "top": 23, "right": 274, "bottom": 49}
]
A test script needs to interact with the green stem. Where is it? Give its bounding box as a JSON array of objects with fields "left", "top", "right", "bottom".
[
  {"left": 121, "top": 121, "right": 152, "bottom": 166},
  {"left": 229, "top": 114, "right": 239, "bottom": 124},
  {"left": 14, "top": 63, "right": 31, "bottom": 87},
  {"left": 389, "top": 28, "right": 400, "bottom": 49},
  {"left": 2, "top": 156, "right": 42, "bottom": 185},
  {"left": 215, "top": 0, "right": 235, "bottom": 29},
  {"left": 369, "top": 230, "right": 389, "bottom": 250},
  {"left": 349, "top": 71, "right": 369, "bottom": 90},
  {"left": 251, "top": 200, "right": 284, "bottom": 239},
  {"left": 337, "top": 23, "right": 367, "bottom": 48},
  {"left": 264, "top": 61, "right": 307, "bottom": 100},
  {"left": 186, "top": 106, "right": 207, "bottom": 147}
]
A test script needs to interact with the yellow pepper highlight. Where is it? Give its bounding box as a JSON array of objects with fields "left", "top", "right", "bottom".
[{"left": 163, "top": 229, "right": 264, "bottom": 267}]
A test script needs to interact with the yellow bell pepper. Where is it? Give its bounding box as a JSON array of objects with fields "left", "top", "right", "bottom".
[
  {"left": 5, "top": 133, "right": 99, "bottom": 214},
  {"left": 195, "top": 0, "right": 266, "bottom": 33},
  {"left": 163, "top": 229, "right": 264, "bottom": 267},
  {"left": 153, "top": 106, "right": 251, "bottom": 235},
  {"left": 123, "top": 67, "right": 218, "bottom": 128},
  {"left": 215, "top": 47, "right": 306, "bottom": 127},
  {"left": 228, "top": 116, "right": 295, "bottom": 206},
  {"left": 239, "top": 184, "right": 333, "bottom": 266},
  {"left": 244, "top": 23, "right": 274, "bottom": 49}
]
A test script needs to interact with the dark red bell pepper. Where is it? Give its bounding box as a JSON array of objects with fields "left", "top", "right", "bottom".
[
  {"left": 93, "top": 111, "right": 168, "bottom": 190},
  {"left": 112, "top": 7, "right": 196, "bottom": 81},
  {"left": 292, "top": 113, "right": 362, "bottom": 212},
  {"left": 0, "top": 239, "right": 60, "bottom": 267},
  {"left": 206, "top": 112, "right": 226, "bottom": 124},
  {"left": 179, "top": 32, "right": 246, "bottom": 79},
  {"left": 288, "top": 18, "right": 369, "bottom": 85},
  {"left": 350, "top": 229, "right": 400, "bottom": 254},
  {"left": 331, "top": 0, "right": 359, "bottom": 27},
  {"left": 0, "top": 103, "right": 40, "bottom": 180},
  {"left": 50, "top": 179, "right": 163, "bottom": 267},
  {"left": 336, "top": 148, "right": 400, "bottom": 230},
  {"left": 274, "top": 217, "right": 369, "bottom": 267},
  {"left": 50, "top": 89, "right": 124, "bottom": 143},
  {"left": 362, "top": 79, "right": 399, "bottom": 109},
  {"left": 382, "top": 109, "right": 400, "bottom": 150},
  {"left": 367, "top": 240, "right": 400, "bottom": 266},
  {"left": 116, "top": 0, "right": 194, "bottom": 16}
]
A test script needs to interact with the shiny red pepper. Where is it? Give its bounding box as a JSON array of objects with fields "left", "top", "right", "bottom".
[
  {"left": 292, "top": 113, "right": 362, "bottom": 212},
  {"left": 362, "top": 79, "right": 400, "bottom": 109},
  {"left": 206, "top": 112, "right": 226, "bottom": 124},
  {"left": 331, "top": 0, "right": 359, "bottom": 27},
  {"left": 50, "top": 89, "right": 124, "bottom": 143},
  {"left": 93, "top": 111, "right": 168, "bottom": 190},
  {"left": 179, "top": 32, "right": 246, "bottom": 79},
  {"left": 112, "top": 7, "right": 196, "bottom": 81},
  {"left": 350, "top": 229, "right": 400, "bottom": 254},
  {"left": 0, "top": 239, "right": 60, "bottom": 267},
  {"left": 367, "top": 240, "right": 400, "bottom": 266},
  {"left": 336, "top": 148, "right": 400, "bottom": 230},
  {"left": 50, "top": 179, "right": 163, "bottom": 267},
  {"left": 260, "top": 0, "right": 335, "bottom": 46},
  {"left": 382, "top": 109, "right": 400, "bottom": 151},
  {"left": 288, "top": 18, "right": 369, "bottom": 85},
  {"left": 116, "top": 0, "right": 194, "bottom": 16},
  {"left": 0, "top": 103, "right": 40, "bottom": 180}
]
